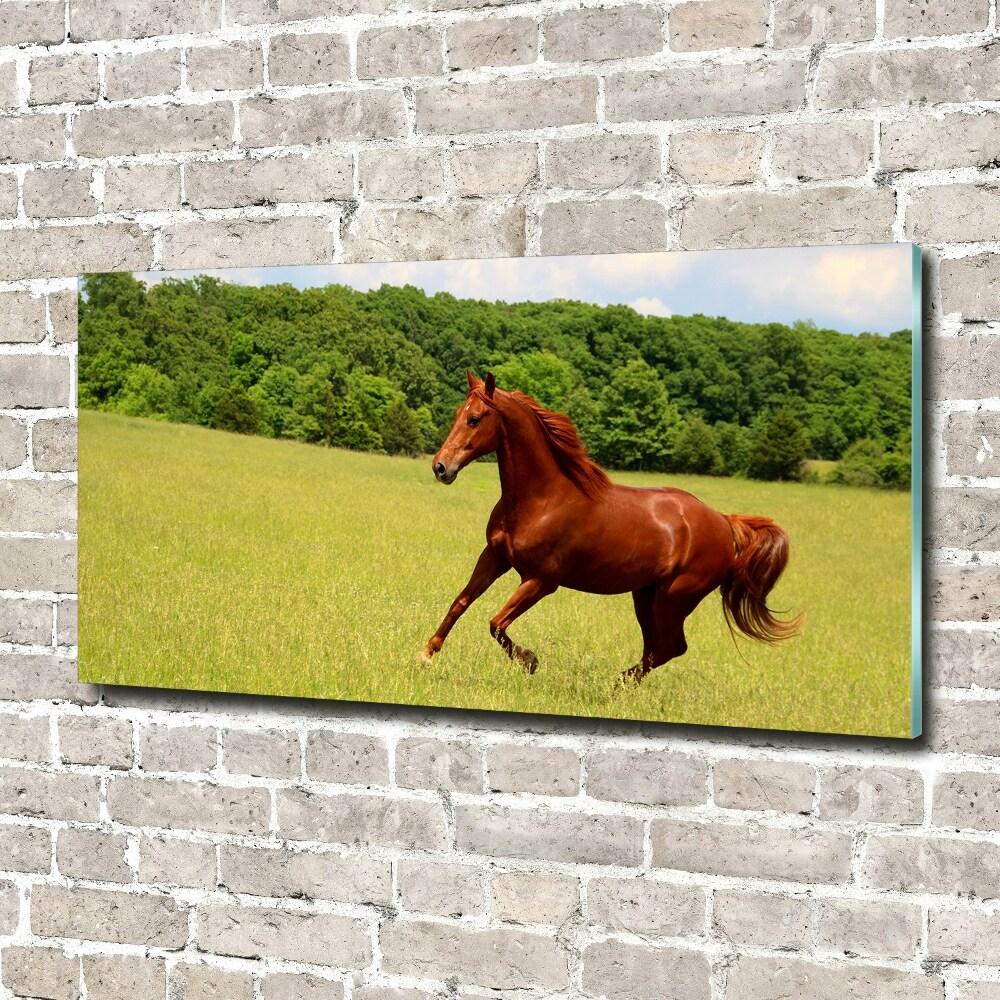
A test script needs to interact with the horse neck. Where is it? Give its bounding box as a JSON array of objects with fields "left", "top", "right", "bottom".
[{"left": 495, "top": 397, "right": 571, "bottom": 507}]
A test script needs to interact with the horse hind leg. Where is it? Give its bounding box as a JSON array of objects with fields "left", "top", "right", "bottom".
[
  {"left": 489, "top": 577, "right": 555, "bottom": 674},
  {"left": 621, "top": 586, "right": 658, "bottom": 685},
  {"left": 619, "top": 584, "right": 703, "bottom": 687}
]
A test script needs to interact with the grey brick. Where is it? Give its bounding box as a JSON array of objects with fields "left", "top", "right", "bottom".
[
  {"left": 0, "top": 417, "right": 28, "bottom": 472},
  {"left": 105, "top": 49, "right": 181, "bottom": 100},
  {"left": 304, "top": 732, "right": 388, "bottom": 785},
  {"left": 107, "top": 776, "right": 271, "bottom": 836},
  {"left": 934, "top": 771, "right": 1000, "bottom": 831},
  {"left": 32, "top": 885, "right": 188, "bottom": 947},
  {"left": 0, "top": 225, "right": 153, "bottom": 281},
  {"left": 0, "top": 654, "right": 96, "bottom": 704},
  {"left": 0, "top": 479, "right": 75, "bottom": 533},
  {"left": 451, "top": 143, "right": 537, "bottom": 197},
  {"left": 772, "top": 121, "right": 873, "bottom": 181},
  {"left": 726, "top": 955, "right": 943, "bottom": 1000},
  {"left": 933, "top": 699, "right": 1000, "bottom": 757},
  {"left": 448, "top": 18, "right": 537, "bottom": 69},
  {"left": 929, "top": 628, "right": 1000, "bottom": 688},
  {"left": 862, "top": 833, "right": 1000, "bottom": 898},
  {"left": 398, "top": 859, "right": 484, "bottom": 917},
  {"left": 262, "top": 974, "right": 344, "bottom": 1000},
  {"left": 679, "top": 186, "right": 895, "bottom": 249},
  {"left": 882, "top": 113, "right": 1000, "bottom": 172},
  {"left": 455, "top": 803, "right": 643, "bottom": 865},
  {"left": 24, "top": 168, "right": 96, "bottom": 220},
  {"left": 929, "top": 488, "right": 999, "bottom": 549},
  {"left": 0, "top": 115, "right": 66, "bottom": 164},
  {"left": 0, "top": 599, "right": 52, "bottom": 646},
  {"left": 929, "top": 906, "right": 1000, "bottom": 964},
  {"left": 714, "top": 758, "right": 814, "bottom": 813},
  {"left": 353, "top": 988, "right": 433, "bottom": 1000},
  {"left": 819, "top": 765, "right": 923, "bottom": 824},
  {"left": 0, "top": 881, "right": 19, "bottom": 935},
  {"left": 170, "top": 964, "right": 254, "bottom": 1000},
  {"left": 0, "top": 824, "right": 53, "bottom": 873},
  {"left": 955, "top": 984, "right": 1000, "bottom": 1000},
  {"left": 187, "top": 41, "right": 262, "bottom": 91},
  {"left": 83, "top": 954, "right": 166, "bottom": 1000},
  {"left": 416, "top": 76, "right": 597, "bottom": 134},
  {"left": 381, "top": 920, "right": 569, "bottom": 990},
  {"left": 582, "top": 939, "right": 710, "bottom": 1000},
  {"left": 928, "top": 332, "right": 1000, "bottom": 401},
  {"left": 0, "top": 292, "right": 46, "bottom": 344},
  {"left": 278, "top": 789, "right": 447, "bottom": 850},
  {"left": 29, "top": 54, "right": 98, "bottom": 106},
  {"left": 713, "top": 889, "right": 810, "bottom": 949},
  {"left": 606, "top": 61, "right": 806, "bottom": 122},
  {"left": 56, "top": 829, "right": 131, "bottom": 884},
  {"left": 818, "top": 897, "right": 921, "bottom": 960},
  {"left": 345, "top": 203, "right": 525, "bottom": 262},
  {"left": 586, "top": 749, "right": 707, "bottom": 806},
  {"left": 185, "top": 153, "right": 352, "bottom": 209},
  {"left": 545, "top": 6, "right": 663, "bottom": 62},
  {"left": 359, "top": 148, "right": 444, "bottom": 201},
  {"left": 220, "top": 843, "right": 391, "bottom": 904},
  {"left": 104, "top": 163, "right": 181, "bottom": 213},
  {"left": 652, "top": 820, "right": 852, "bottom": 884},
  {"left": 487, "top": 744, "right": 579, "bottom": 796},
  {"left": 141, "top": 724, "right": 216, "bottom": 773},
  {"left": 241, "top": 91, "right": 407, "bottom": 145},
  {"left": 161, "top": 216, "right": 332, "bottom": 270},
  {"left": 908, "top": 184, "right": 1000, "bottom": 244},
  {"left": 773, "top": 0, "right": 875, "bottom": 46},
  {"left": 0, "top": 769, "right": 97, "bottom": 822},
  {"left": 492, "top": 871, "right": 578, "bottom": 925},
  {"left": 930, "top": 567, "right": 1000, "bottom": 621},
  {"left": 138, "top": 836, "right": 217, "bottom": 889},
  {"left": 198, "top": 904, "right": 370, "bottom": 967},
  {"left": 0, "top": 174, "right": 16, "bottom": 218},
  {"left": 229, "top": 0, "right": 390, "bottom": 22},
  {"left": 60, "top": 715, "right": 132, "bottom": 768},
  {"left": 0, "top": 538, "right": 75, "bottom": 592},
  {"left": 817, "top": 45, "right": 1000, "bottom": 110},
  {"left": 589, "top": 877, "right": 705, "bottom": 937},
  {"left": 885, "top": 0, "right": 988, "bottom": 39},
  {"left": 0, "top": 2, "right": 64, "bottom": 45},
  {"left": 0, "top": 62, "right": 16, "bottom": 110},
  {"left": 358, "top": 25, "right": 443, "bottom": 78},
  {"left": 223, "top": 728, "right": 299, "bottom": 779},
  {"left": 541, "top": 198, "right": 666, "bottom": 255},
  {"left": 944, "top": 409, "right": 1000, "bottom": 476},
  {"left": 47, "top": 291, "right": 76, "bottom": 345},
  {"left": 69, "top": 0, "right": 222, "bottom": 40},
  {"left": 73, "top": 104, "right": 234, "bottom": 157},
  {"left": 268, "top": 32, "right": 350, "bottom": 86},
  {"left": 395, "top": 736, "right": 483, "bottom": 792},
  {"left": 32, "top": 418, "right": 77, "bottom": 472},
  {"left": 0, "top": 713, "right": 50, "bottom": 763},
  {"left": 2, "top": 947, "right": 80, "bottom": 1000},
  {"left": 547, "top": 133, "right": 660, "bottom": 189},
  {"left": 670, "top": 0, "right": 767, "bottom": 51}
]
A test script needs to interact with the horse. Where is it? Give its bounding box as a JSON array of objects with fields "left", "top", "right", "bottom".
[{"left": 421, "top": 371, "right": 802, "bottom": 685}]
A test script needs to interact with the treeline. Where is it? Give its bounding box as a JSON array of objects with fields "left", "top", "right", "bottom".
[{"left": 78, "top": 272, "right": 912, "bottom": 487}]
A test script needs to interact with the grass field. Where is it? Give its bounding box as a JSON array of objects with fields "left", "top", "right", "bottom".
[{"left": 79, "top": 411, "right": 913, "bottom": 737}]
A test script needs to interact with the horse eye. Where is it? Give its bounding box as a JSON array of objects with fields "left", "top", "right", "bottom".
[{"left": 467, "top": 416, "right": 481, "bottom": 427}]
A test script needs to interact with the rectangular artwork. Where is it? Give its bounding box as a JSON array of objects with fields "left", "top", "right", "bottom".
[{"left": 78, "top": 244, "right": 922, "bottom": 738}]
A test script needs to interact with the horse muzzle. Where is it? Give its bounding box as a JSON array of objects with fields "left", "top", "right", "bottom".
[{"left": 432, "top": 460, "right": 458, "bottom": 485}]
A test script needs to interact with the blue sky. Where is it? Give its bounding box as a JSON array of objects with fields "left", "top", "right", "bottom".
[{"left": 138, "top": 244, "right": 915, "bottom": 336}]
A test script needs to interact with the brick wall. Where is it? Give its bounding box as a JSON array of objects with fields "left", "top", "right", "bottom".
[{"left": 0, "top": 0, "right": 997, "bottom": 996}]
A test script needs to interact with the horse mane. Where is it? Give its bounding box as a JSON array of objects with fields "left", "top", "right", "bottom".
[{"left": 473, "top": 385, "right": 612, "bottom": 499}]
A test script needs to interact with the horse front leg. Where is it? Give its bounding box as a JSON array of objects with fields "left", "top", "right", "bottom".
[
  {"left": 489, "top": 577, "right": 556, "bottom": 674},
  {"left": 422, "top": 545, "right": 509, "bottom": 665}
]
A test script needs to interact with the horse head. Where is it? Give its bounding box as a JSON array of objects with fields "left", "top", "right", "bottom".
[{"left": 431, "top": 371, "right": 501, "bottom": 485}]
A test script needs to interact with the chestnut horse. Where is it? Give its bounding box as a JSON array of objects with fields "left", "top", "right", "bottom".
[{"left": 422, "top": 372, "right": 801, "bottom": 684}]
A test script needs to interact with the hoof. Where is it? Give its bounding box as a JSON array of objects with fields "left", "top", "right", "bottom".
[
  {"left": 617, "top": 665, "right": 646, "bottom": 689},
  {"left": 513, "top": 645, "right": 538, "bottom": 675},
  {"left": 420, "top": 648, "right": 434, "bottom": 667}
]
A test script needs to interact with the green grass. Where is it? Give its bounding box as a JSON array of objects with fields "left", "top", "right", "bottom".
[{"left": 79, "top": 411, "right": 913, "bottom": 737}]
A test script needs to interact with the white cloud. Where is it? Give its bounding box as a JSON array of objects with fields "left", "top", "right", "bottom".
[{"left": 629, "top": 295, "right": 673, "bottom": 317}]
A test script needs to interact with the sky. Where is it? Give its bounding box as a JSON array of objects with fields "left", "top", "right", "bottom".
[{"left": 136, "top": 244, "right": 916, "bottom": 336}]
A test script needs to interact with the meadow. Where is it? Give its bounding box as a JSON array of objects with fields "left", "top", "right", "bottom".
[{"left": 79, "top": 411, "right": 913, "bottom": 737}]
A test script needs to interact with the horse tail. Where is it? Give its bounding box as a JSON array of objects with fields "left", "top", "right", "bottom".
[{"left": 721, "top": 514, "right": 803, "bottom": 644}]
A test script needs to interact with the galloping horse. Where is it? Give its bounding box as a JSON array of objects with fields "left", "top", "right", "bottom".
[{"left": 422, "top": 372, "right": 801, "bottom": 684}]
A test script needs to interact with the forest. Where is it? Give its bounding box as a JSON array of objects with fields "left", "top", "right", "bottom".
[{"left": 77, "top": 272, "right": 913, "bottom": 487}]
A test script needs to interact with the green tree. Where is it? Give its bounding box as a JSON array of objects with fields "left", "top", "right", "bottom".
[
  {"left": 672, "top": 414, "right": 722, "bottom": 475},
  {"left": 747, "top": 408, "right": 809, "bottom": 481},
  {"left": 493, "top": 351, "right": 578, "bottom": 410},
  {"left": 381, "top": 398, "right": 423, "bottom": 456},
  {"left": 590, "top": 359, "right": 682, "bottom": 472},
  {"left": 829, "top": 438, "right": 884, "bottom": 488},
  {"left": 113, "top": 364, "right": 175, "bottom": 419},
  {"left": 215, "top": 385, "right": 261, "bottom": 434}
]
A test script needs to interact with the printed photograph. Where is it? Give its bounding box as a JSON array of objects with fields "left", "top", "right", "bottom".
[{"left": 78, "top": 245, "right": 921, "bottom": 737}]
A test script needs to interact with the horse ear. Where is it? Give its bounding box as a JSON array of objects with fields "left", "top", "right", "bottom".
[
  {"left": 484, "top": 372, "right": 496, "bottom": 398},
  {"left": 466, "top": 370, "right": 477, "bottom": 390}
]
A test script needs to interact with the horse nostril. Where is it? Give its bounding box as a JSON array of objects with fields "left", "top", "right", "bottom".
[{"left": 434, "top": 462, "right": 445, "bottom": 477}]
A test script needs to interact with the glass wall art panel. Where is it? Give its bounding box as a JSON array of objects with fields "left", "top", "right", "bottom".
[{"left": 78, "top": 243, "right": 922, "bottom": 737}]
